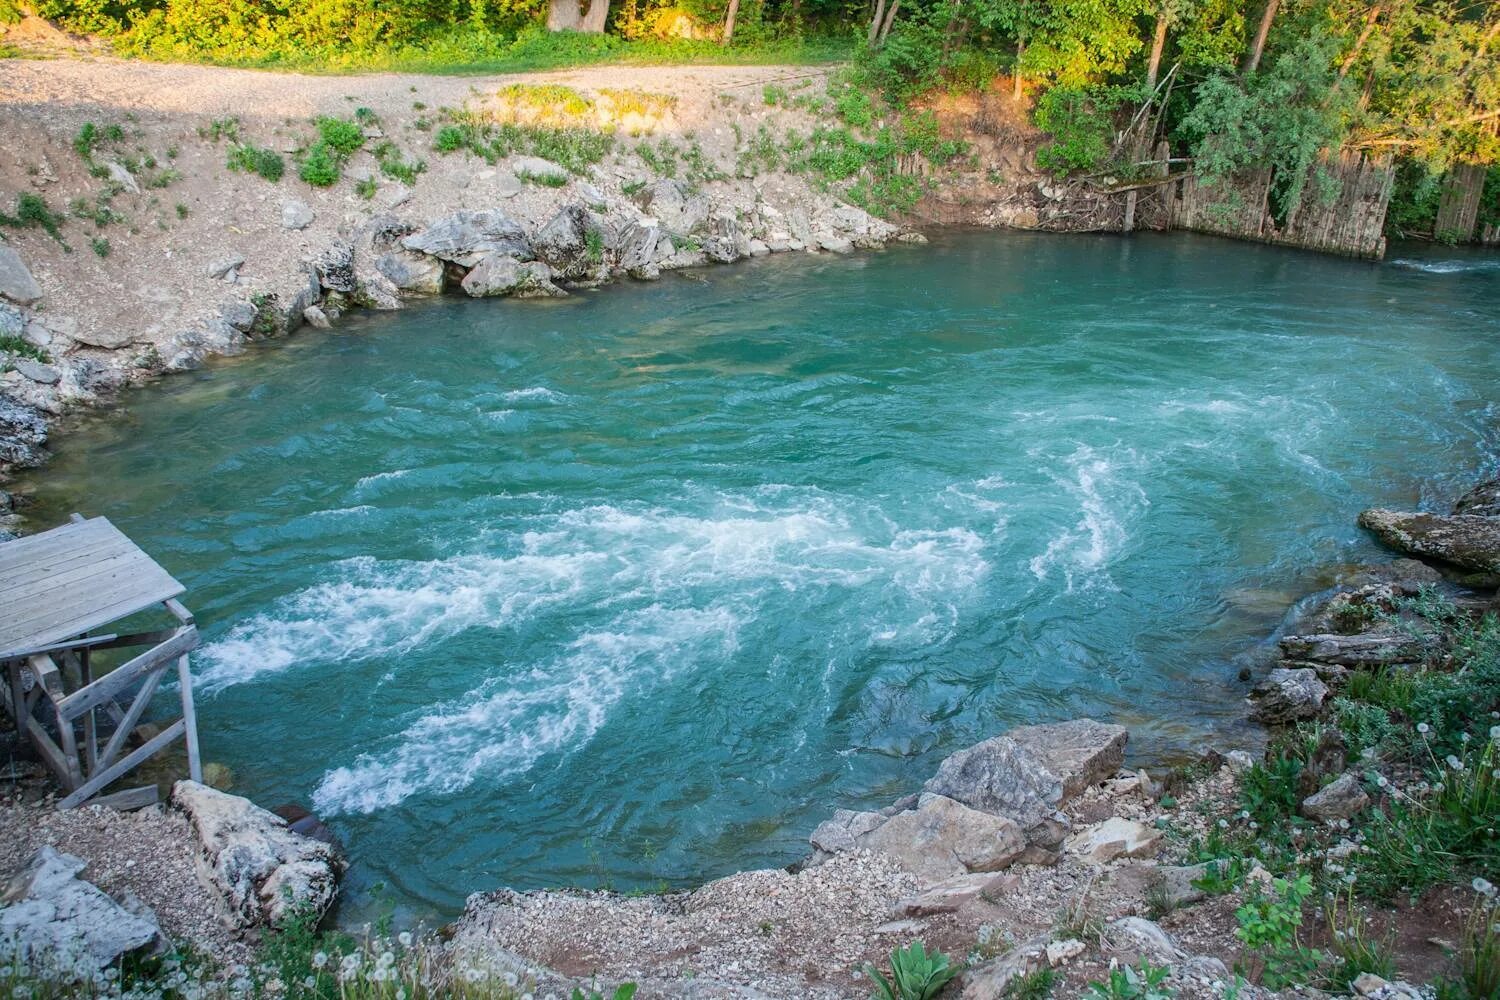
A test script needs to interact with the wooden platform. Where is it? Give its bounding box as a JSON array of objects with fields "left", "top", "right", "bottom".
[{"left": 0, "top": 515, "right": 202, "bottom": 808}]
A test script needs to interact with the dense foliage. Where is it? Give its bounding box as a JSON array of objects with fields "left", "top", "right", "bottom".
[{"left": 5, "top": 0, "right": 1495, "bottom": 233}]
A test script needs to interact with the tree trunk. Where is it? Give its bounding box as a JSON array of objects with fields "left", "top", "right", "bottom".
[
  {"left": 878, "top": 0, "right": 899, "bottom": 43},
  {"left": 1242, "top": 0, "right": 1279, "bottom": 75},
  {"left": 1338, "top": 4, "right": 1382, "bottom": 80},
  {"left": 1013, "top": 40, "right": 1025, "bottom": 99},
  {"left": 868, "top": 0, "right": 886, "bottom": 46},
  {"left": 1145, "top": 8, "right": 1169, "bottom": 91},
  {"left": 547, "top": 0, "right": 579, "bottom": 30},
  {"left": 722, "top": 0, "right": 740, "bottom": 45},
  {"left": 579, "top": 0, "right": 608, "bottom": 33}
]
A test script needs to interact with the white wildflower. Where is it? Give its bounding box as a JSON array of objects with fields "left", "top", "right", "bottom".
[
  {"left": 1418, "top": 723, "right": 1430, "bottom": 734},
  {"left": 312, "top": 952, "right": 328, "bottom": 969},
  {"left": 398, "top": 932, "right": 413, "bottom": 948}
]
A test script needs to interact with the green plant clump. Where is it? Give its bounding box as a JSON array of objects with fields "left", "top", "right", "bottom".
[
  {"left": 226, "top": 143, "right": 286, "bottom": 182},
  {"left": 865, "top": 940, "right": 960, "bottom": 1000}
]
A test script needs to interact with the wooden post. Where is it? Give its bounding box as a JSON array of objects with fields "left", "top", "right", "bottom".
[
  {"left": 1435, "top": 163, "right": 1486, "bottom": 243},
  {"left": 177, "top": 654, "right": 203, "bottom": 784}
]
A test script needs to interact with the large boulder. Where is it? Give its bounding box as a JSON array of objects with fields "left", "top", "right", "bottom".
[
  {"left": 0, "top": 247, "right": 43, "bottom": 305},
  {"left": 312, "top": 242, "right": 357, "bottom": 294},
  {"left": 402, "top": 210, "right": 531, "bottom": 268},
  {"left": 171, "top": 781, "right": 343, "bottom": 927},
  {"left": 637, "top": 179, "right": 710, "bottom": 236},
  {"left": 1278, "top": 630, "right": 1430, "bottom": 669},
  {"left": 857, "top": 793, "right": 1025, "bottom": 882},
  {"left": 1357, "top": 508, "right": 1500, "bottom": 575},
  {"left": 375, "top": 250, "right": 447, "bottom": 295},
  {"left": 0, "top": 394, "right": 47, "bottom": 469},
  {"left": 1250, "top": 667, "right": 1328, "bottom": 723},
  {"left": 617, "top": 223, "right": 673, "bottom": 280},
  {"left": 532, "top": 205, "right": 609, "bottom": 283},
  {"left": 460, "top": 255, "right": 564, "bottom": 299},
  {"left": 924, "top": 719, "right": 1128, "bottom": 828},
  {"left": 1454, "top": 477, "right": 1500, "bottom": 518},
  {"left": 808, "top": 808, "right": 885, "bottom": 854},
  {"left": 0, "top": 847, "right": 160, "bottom": 970},
  {"left": 1065, "top": 817, "right": 1162, "bottom": 864}
]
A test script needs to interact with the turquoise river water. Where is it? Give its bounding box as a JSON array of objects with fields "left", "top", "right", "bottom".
[{"left": 18, "top": 231, "right": 1500, "bottom": 920}]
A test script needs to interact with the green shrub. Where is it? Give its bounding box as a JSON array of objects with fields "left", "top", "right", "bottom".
[
  {"left": 90, "top": 236, "right": 110, "bottom": 257},
  {"left": 315, "top": 116, "right": 365, "bottom": 156},
  {"left": 1033, "top": 85, "right": 1127, "bottom": 177},
  {"left": 1234, "top": 873, "right": 1322, "bottom": 989},
  {"left": 0, "top": 192, "right": 67, "bottom": 243},
  {"left": 299, "top": 143, "right": 341, "bottom": 187},
  {"left": 226, "top": 143, "right": 286, "bottom": 182},
  {"left": 1083, "top": 961, "right": 1174, "bottom": 1000}
]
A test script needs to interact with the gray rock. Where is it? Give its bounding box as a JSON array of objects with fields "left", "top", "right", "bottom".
[
  {"left": 816, "top": 233, "right": 854, "bottom": 254},
  {"left": 858, "top": 793, "right": 1026, "bottom": 881},
  {"left": 104, "top": 160, "right": 140, "bottom": 194},
  {"left": 808, "top": 808, "right": 885, "bottom": 854},
  {"left": 171, "top": 781, "right": 344, "bottom": 927},
  {"left": 533, "top": 204, "right": 608, "bottom": 283},
  {"left": 891, "top": 872, "right": 1015, "bottom": 916},
  {"left": 402, "top": 210, "right": 531, "bottom": 268},
  {"left": 924, "top": 719, "right": 1128, "bottom": 828},
  {"left": 0, "top": 846, "right": 159, "bottom": 969},
  {"left": 512, "top": 157, "right": 570, "bottom": 184},
  {"left": 1155, "top": 863, "right": 1211, "bottom": 907},
  {"left": 281, "top": 199, "right": 315, "bottom": 230},
  {"left": 302, "top": 306, "right": 332, "bottom": 329},
  {"left": 1105, "top": 916, "right": 1183, "bottom": 964},
  {"left": 1301, "top": 772, "right": 1370, "bottom": 821},
  {"left": 204, "top": 255, "right": 244, "bottom": 281},
  {"left": 0, "top": 394, "right": 47, "bottom": 468},
  {"left": 460, "top": 255, "right": 564, "bottom": 299},
  {"left": 219, "top": 301, "right": 259, "bottom": 332},
  {"left": 70, "top": 327, "right": 134, "bottom": 350},
  {"left": 312, "top": 243, "right": 357, "bottom": 293},
  {"left": 0, "top": 248, "right": 43, "bottom": 305},
  {"left": 618, "top": 223, "right": 671, "bottom": 280},
  {"left": 0, "top": 302, "right": 23, "bottom": 338},
  {"left": 1358, "top": 507, "right": 1500, "bottom": 575},
  {"left": 11, "top": 359, "right": 60, "bottom": 385},
  {"left": 1455, "top": 477, "right": 1500, "bottom": 518},
  {"left": 1250, "top": 667, "right": 1328, "bottom": 723},
  {"left": 959, "top": 935, "right": 1049, "bottom": 1000},
  {"left": 493, "top": 173, "right": 523, "bottom": 199},
  {"left": 376, "top": 250, "right": 446, "bottom": 295},
  {"left": 637, "top": 179, "right": 710, "bottom": 236},
  {"left": 1279, "top": 629, "right": 1430, "bottom": 669},
  {"left": 701, "top": 214, "right": 747, "bottom": 264},
  {"left": 381, "top": 185, "right": 412, "bottom": 210}
]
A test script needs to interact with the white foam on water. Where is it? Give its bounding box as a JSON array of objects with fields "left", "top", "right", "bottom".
[
  {"left": 312, "top": 605, "right": 740, "bottom": 814},
  {"left": 1028, "top": 446, "right": 1147, "bottom": 591},
  {"left": 501, "top": 387, "right": 569, "bottom": 403},
  {"left": 1389, "top": 259, "right": 1500, "bottom": 274},
  {"left": 197, "top": 550, "right": 605, "bottom": 691}
]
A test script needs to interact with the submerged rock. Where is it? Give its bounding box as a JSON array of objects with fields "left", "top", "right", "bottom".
[
  {"left": 0, "top": 846, "right": 160, "bottom": 970},
  {"left": 1358, "top": 508, "right": 1500, "bottom": 575},
  {"left": 171, "top": 780, "right": 344, "bottom": 927},
  {"left": 1454, "top": 477, "right": 1500, "bottom": 518}
]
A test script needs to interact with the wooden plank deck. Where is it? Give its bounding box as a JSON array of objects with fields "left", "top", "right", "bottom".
[{"left": 0, "top": 518, "right": 184, "bottom": 659}]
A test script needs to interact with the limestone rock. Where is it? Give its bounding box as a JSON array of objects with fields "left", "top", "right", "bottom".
[
  {"left": 302, "top": 306, "right": 332, "bottom": 329},
  {"left": 816, "top": 233, "right": 854, "bottom": 254},
  {"left": 1301, "top": 772, "right": 1370, "bottom": 821},
  {"left": 891, "top": 872, "right": 1015, "bottom": 917},
  {"left": 618, "top": 223, "right": 672, "bottom": 280},
  {"left": 858, "top": 793, "right": 1025, "bottom": 882},
  {"left": 1454, "top": 477, "right": 1500, "bottom": 518},
  {"left": 312, "top": 243, "right": 357, "bottom": 294},
  {"left": 924, "top": 719, "right": 1127, "bottom": 828},
  {"left": 1045, "top": 938, "right": 1085, "bottom": 966},
  {"left": 637, "top": 179, "right": 710, "bottom": 236},
  {"left": 1105, "top": 916, "right": 1183, "bottom": 964},
  {"left": 171, "top": 780, "right": 344, "bottom": 927},
  {"left": 511, "top": 157, "right": 570, "bottom": 184},
  {"left": 374, "top": 250, "right": 446, "bottom": 295},
  {"left": 1250, "top": 667, "right": 1328, "bottom": 723},
  {"left": 219, "top": 300, "right": 258, "bottom": 333},
  {"left": 0, "top": 846, "right": 160, "bottom": 969},
  {"left": 0, "top": 302, "right": 24, "bottom": 338},
  {"left": 460, "top": 255, "right": 564, "bottom": 299},
  {"left": 402, "top": 210, "right": 531, "bottom": 268},
  {"left": 0, "top": 394, "right": 47, "bottom": 468},
  {"left": 0, "top": 247, "right": 43, "bottom": 305},
  {"left": 1066, "top": 817, "right": 1162, "bottom": 864},
  {"left": 104, "top": 160, "right": 140, "bottom": 194},
  {"left": 1154, "top": 863, "right": 1211, "bottom": 907},
  {"left": 960, "top": 935, "right": 1049, "bottom": 1000},
  {"left": 808, "top": 808, "right": 884, "bottom": 854},
  {"left": 1278, "top": 629, "right": 1430, "bottom": 669},
  {"left": 70, "top": 327, "right": 134, "bottom": 350},
  {"left": 532, "top": 204, "right": 608, "bottom": 283},
  {"left": 204, "top": 255, "right": 244, "bottom": 281},
  {"left": 280, "top": 199, "right": 315, "bottom": 231},
  {"left": 1358, "top": 508, "right": 1500, "bottom": 575},
  {"left": 11, "top": 359, "right": 60, "bottom": 385}
]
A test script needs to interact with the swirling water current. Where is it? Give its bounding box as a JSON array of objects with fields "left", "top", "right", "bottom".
[{"left": 18, "top": 231, "right": 1500, "bottom": 919}]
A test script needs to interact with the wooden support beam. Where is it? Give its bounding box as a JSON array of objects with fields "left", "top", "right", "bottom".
[
  {"left": 59, "top": 719, "right": 184, "bottom": 809},
  {"left": 56, "top": 627, "right": 197, "bottom": 722},
  {"left": 96, "top": 668, "right": 164, "bottom": 774},
  {"left": 24, "top": 716, "right": 73, "bottom": 788}
]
